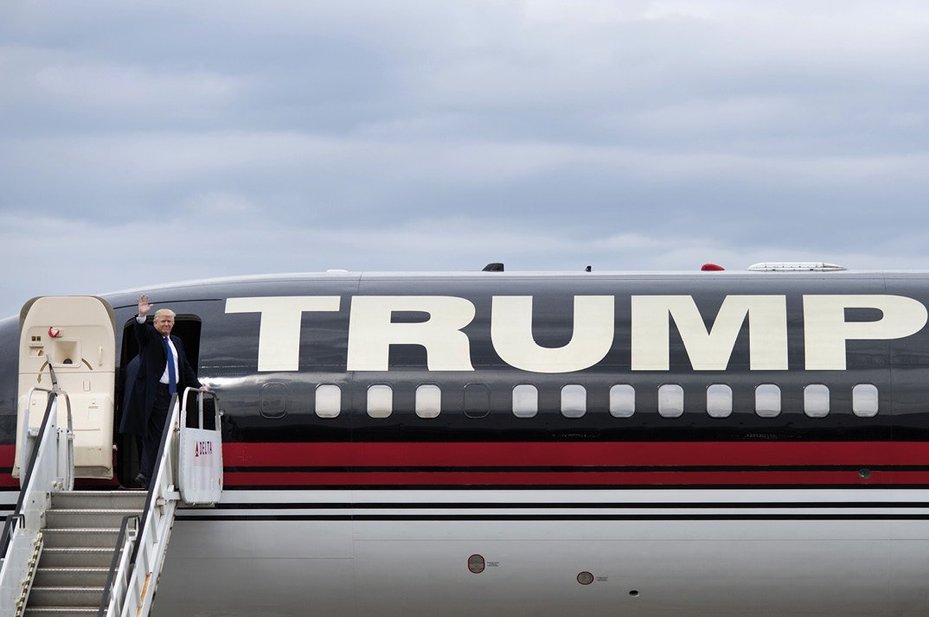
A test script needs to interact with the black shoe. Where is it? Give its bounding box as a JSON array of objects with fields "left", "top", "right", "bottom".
[{"left": 133, "top": 473, "right": 149, "bottom": 489}]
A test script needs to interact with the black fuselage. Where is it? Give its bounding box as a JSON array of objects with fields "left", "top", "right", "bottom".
[{"left": 2, "top": 270, "right": 928, "bottom": 489}]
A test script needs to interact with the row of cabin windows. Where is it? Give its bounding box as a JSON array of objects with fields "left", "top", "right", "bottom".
[{"left": 311, "top": 383, "right": 881, "bottom": 420}]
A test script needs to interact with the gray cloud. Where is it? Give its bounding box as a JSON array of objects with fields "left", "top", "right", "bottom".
[{"left": 2, "top": 0, "right": 929, "bottom": 316}]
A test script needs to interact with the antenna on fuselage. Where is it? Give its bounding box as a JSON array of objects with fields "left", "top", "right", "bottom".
[{"left": 482, "top": 263, "right": 504, "bottom": 272}]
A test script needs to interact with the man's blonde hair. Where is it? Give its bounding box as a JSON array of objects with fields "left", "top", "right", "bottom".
[{"left": 154, "top": 308, "right": 176, "bottom": 321}]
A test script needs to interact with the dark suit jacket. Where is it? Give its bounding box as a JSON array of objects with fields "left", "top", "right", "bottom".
[{"left": 119, "top": 317, "right": 202, "bottom": 436}]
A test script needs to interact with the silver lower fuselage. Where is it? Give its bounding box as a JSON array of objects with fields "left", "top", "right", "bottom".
[{"left": 152, "top": 488, "right": 929, "bottom": 617}]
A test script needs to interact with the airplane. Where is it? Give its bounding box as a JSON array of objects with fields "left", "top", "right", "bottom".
[{"left": 1, "top": 263, "right": 928, "bottom": 616}]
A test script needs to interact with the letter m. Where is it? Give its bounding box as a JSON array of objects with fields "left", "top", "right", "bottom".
[{"left": 631, "top": 295, "right": 787, "bottom": 371}]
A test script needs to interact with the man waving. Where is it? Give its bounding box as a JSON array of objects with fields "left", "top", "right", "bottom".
[{"left": 126, "top": 294, "right": 207, "bottom": 488}]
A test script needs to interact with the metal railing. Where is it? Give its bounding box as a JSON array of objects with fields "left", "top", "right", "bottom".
[
  {"left": 0, "top": 383, "right": 74, "bottom": 614},
  {"left": 2, "top": 359, "right": 219, "bottom": 616},
  {"left": 98, "top": 392, "right": 179, "bottom": 617},
  {"left": 100, "top": 389, "right": 220, "bottom": 617},
  {"left": 97, "top": 515, "right": 139, "bottom": 616},
  {"left": 0, "top": 515, "right": 23, "bottom": 566}
]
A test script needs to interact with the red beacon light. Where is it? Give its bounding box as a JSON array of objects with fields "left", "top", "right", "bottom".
[{"left": 700, "top": 263, "right": 725, "bottom": 272}]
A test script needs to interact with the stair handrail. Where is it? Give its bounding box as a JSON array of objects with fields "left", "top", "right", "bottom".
[
  {"left": 0, "top": 383, "right": 74, "bottom": 614},
  {"left": 102, "top": 388, "right": 221, "bottom": 617},
  {"left": 0, "top": 515, "right": 23, "bottom": 564},
  {"left": 106, "top": 393, "right": 181, "bottom": 617},
  {"left": 97, "top": 515, "right": 139, "bottom": 617},
  {"left": 1, "top": 388, "right": 62, "bottom": 549}
]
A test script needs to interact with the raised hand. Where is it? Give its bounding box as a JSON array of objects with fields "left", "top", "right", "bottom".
[{"left": 138, "top": 294, "right": 152, "bottom": 317}]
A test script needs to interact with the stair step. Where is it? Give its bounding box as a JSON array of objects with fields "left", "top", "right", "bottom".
[
  {"left": 33, "top": 567, "right": 109, "bottom": 588},
  {"left": 46, "top": 509, "right": 142, "bottom": 529},
  {"left": 25, "top": 586, "right": 104, "bottom": 608},
  {"left": 51, "top": 491, "right": 147, "bottom": 511},
  {"left": 24, "top": 608, "right": 98, "bottom": 616},
  {"left": 39, "top": 548, "right": 117, "bottom": 568},
  {"left": 42, "top": 528, "right": 120, "bottom": 549}
]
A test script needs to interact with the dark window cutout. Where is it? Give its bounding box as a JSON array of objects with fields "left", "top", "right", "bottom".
[
  {"left": 464, "top": 383, "right": 490, "bottom": 419},
  {"left": 259, "top": 382, "right": 287, "bottom": 419}
]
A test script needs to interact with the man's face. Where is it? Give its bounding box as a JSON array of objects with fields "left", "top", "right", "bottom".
[{"left": 154, "top": 315, "right": 174, "bottom": 336}]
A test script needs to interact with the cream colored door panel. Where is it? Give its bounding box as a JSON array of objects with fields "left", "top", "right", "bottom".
[{"left": 16, "top": 296, "right": 116, "bottom": 478}]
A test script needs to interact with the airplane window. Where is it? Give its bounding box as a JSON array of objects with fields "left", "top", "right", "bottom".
[
  {"left": 804, "top": 384, "right": 830, "bottom": 418},
  {"left": 315, "top": 384, "right": 341, "bottom": 418},
  {"left": 561, "top": 385, "right": 587, "bottom": 418},
  {"left": 416, "top": 385, "right": 441, "bottom": 419},
  {"left": 755, "top": 384, "right": 781, "bottom": 417},
  {"left": 755, "top": 383, "right": 781, "bottom": 418},
  {"left": 609, "top": 385, "right": 635, "bottom": 418},
  {"left": 463, "top": 384, "right": 491, "bottom": 419},
  {"left": 706, "top": 384, "right": 733, "bottom": 418},
  {"left": 658, "top": 384, "right": 684, "bottom": 418},
  {"left": 512, "top": 385, "right": 538, "bottom": 418},
  {"left": 367, "top": 385, "right": 393, "bottom": 418},
  {"left": 259, "top": 383, "right": 287, "bottom": 419},
  {"left": 852, "top": 384, "right": 879, "bottom": 417}
]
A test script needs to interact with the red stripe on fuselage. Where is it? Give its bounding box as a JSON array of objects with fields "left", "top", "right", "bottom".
[
  {"left": 219, "top": 441, "right": 929, "bottom": 486},
  {"left": 222, "top": 441, "right": 929, "bottom": 468},
  {"left": 3, "top": 443, "right": 928, "bottom": 489},
  {"left": 2, "top": 441, "right": 923, "bottom": 469}
]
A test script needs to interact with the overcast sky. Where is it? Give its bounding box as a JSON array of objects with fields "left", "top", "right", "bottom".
[{"left": 2, "top": 1, "right": 929, "bottom": 317}]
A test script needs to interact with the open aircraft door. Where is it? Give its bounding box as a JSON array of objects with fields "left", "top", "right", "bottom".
[{"left": 15, "top": 296, "right": 117, "bottom": 479}]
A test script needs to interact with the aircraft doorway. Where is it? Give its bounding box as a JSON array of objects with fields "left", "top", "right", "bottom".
[{"left": 116, "top": 313, "right": 202, "bottom": 486}]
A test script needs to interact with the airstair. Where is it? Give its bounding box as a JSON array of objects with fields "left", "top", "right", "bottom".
[
  {"left": 29, "top": 489, "right": 147, "bottom": 614},
  {"left": 0, "top": 296, "right": 223, "bottom": 617}
]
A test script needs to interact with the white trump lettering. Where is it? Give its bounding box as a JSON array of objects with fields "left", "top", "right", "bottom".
[
  {"left": 803, "top": 294, "right": 928, "bottom": 370},
  {"left": 491, "top": 296, "right": 614, "bottom": 373},
  {"left": 347, "top": 296, "right": 475, "bottom": 371},
  {"left": 231, "top": 292, "right": 929, "bottom": 374},
  {"left": 631, "top": 295, "right": 788, "bottom": 371},
  {"left": 225, "top": 296, "right": 341, "bottom": 371}
]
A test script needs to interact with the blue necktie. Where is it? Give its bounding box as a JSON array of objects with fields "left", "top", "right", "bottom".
[{"left": 163, "top": 337, "right": 177, "bottom": 395}]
